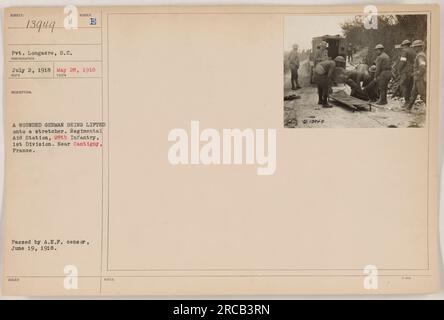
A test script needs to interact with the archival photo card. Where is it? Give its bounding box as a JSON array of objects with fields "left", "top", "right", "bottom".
[{"left": 1, "top": 5, "right": 440, "bottom": 296}]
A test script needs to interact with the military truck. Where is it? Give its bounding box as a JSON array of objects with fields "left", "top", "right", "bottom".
[
  {"left": 312, "top": 34, "right": 347, "bottom": 61},
  {"left": 309, "top": 34, "right": 347, "bottom": 83}
]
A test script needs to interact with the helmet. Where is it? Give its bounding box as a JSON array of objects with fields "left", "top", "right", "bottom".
[
  {"left": 293, "top": 44, "right": 298, "bottom": 49},
  {"left": 374, "top": 44, "right": 384, "bottom": 50},
  {"left": 319, "top": 41, "right": 328, "bottom": 48},
  {"left": 334, "top": 56, "right": 346, "bottom": 63},
  {"left": 411, "top": 40, "right": 424, "bottom": 47},
  {"left": 369, "top": 65, "right": 377, "bottom": 73},
  {"left": 401, "top": 39, "right": 411, "bottom": 46}
]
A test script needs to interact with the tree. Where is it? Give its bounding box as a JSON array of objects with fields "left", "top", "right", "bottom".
[{"left": 341, "top": 14, "right": 427, "bottom": 65}]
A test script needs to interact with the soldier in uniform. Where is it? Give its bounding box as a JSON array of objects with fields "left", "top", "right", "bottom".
[
  {"left": 373, "top": 44, "right": 392, "bottom": 105},
  {"left": 313, "top": 56, "right": 345, "bottom": 108},
  {"left": 346, "top": 43, "right": 354, "bottom": 63},
  {"left": 288, "top": 44, "right": 301, "bottom": 90},
  {"left": 344, "top": 67, "right": 371, "bottom": 100},
  {"left": 363, "top": 65, "right": 378, "bottom": 102},
  {"left": 311, "top": 41, "right": 329, "bottom": 84},
  {"left": 390, "top": 44, "right": 403, "bottom": 98},
  {"left": 405, "top": 40, "right": 427, "bottom": 110},
  {"left": 398, "top": 39, "right": 416, "bottom": 103},
  {"left": 355, "top": 63, "right": 370, "bottom": 84},
  {"left": 314, "top": 41, "right": 329, "bottom": 65}
]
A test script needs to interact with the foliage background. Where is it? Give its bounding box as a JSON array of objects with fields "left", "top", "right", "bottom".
[{"left": 284, "top": 14, "right": 428, "bottom": 70}]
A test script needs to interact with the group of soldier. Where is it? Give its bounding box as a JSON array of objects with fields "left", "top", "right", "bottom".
[
  {"left": 287, "top": 39, "right": 427, "bottom": 111},
  {"left": 397, "top": 39, "right": 427, "bottom": 110}
]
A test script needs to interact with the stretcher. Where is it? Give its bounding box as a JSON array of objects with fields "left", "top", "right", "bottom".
[{"left": 329, "top": 90, "right": 372, "bottom": 112}]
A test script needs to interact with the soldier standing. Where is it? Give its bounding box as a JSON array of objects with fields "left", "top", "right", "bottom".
[
  {"left": 373, "top": 44, "right": 392, "bottom": 105},
  {"left": 314, "top": 41, "right": 329, "bottom": 65},
  {"left": 406, "top": 40, "right": 427, "bottom": 110},
  {"left": 313, "top": 56, "right": 345, "bottom": 108},
  {"left": 398, "top": 39, "right": 416, "bottom": 104},
  {"left": 390, "top": 44, "right": 403, "bottom": 98},
  {"left": 311, "top": 41, "right": 329, "bottom": 84},
  {"left": 288, "top": 44, "right": 301, "bottom": 90},
  {"left": 347, "top": 43, "right": 354, "bottom": 63}
]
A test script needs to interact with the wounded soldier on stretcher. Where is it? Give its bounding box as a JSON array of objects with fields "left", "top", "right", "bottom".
[{"left": 334, "top": 64, "right": 379, "bottom": 102}]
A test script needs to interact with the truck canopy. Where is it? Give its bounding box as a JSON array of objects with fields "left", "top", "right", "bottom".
[{"left": 312, "top": 35, "right": 347, "bottom": 60}]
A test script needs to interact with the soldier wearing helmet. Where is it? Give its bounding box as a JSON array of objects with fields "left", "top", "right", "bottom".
[
  {"left": 363, "top": 65, "right": 379, "bottom": 102},
  {"left": 344, "top": 64, "right": 374, "bottom": 101},
  {"left": 314, "top": 41, "right": 329, "bottom": 66},
  {"left": 373, "top": 44, "right": 392, "bottom": 105},
  {"left": 398, "top": 39, "right": 416, "bottom": 104},
  {"left": 405, "top": 40, "right": 427, "bottom": 110},
  {"left": 288, "top": 44, "right": 301, "bottom": 90},
  {"left": 312, "top": 55, "right": 346, "bottom": 108}
]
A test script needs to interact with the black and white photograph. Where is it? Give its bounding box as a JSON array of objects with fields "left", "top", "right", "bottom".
[{"left": 284, "top": 14, "right": 428, "bottom": 128}]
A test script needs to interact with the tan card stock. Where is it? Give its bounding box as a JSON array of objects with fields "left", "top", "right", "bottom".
[{"left": 2, "top": 4, "right": 441, "bottom": 295}]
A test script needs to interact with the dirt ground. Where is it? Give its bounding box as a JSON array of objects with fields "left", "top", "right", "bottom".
[{"left": 284, "top": 60, "right": 426, "bottom": 129}]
